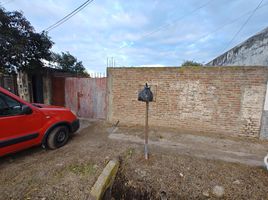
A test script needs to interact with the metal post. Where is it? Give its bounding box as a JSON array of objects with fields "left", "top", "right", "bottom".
[
  {"left": 144, "top": 101, "right": 149, "bottom": 159},
  {"left": 106, "top": 57, "right": 109, "bottom": 68}
]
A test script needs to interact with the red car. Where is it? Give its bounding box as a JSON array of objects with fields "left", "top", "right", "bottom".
[{"left": 0, "top": 86, "right": 79, "bottom": 157}]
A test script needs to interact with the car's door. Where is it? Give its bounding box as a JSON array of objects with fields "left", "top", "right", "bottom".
[{"left": 0, "top": 91, "right": 44, "bottom": 156}]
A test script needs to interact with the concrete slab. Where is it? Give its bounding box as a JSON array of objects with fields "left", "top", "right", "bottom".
[{"left": 109, "top": 133, "right": 267, "bottom": 167}]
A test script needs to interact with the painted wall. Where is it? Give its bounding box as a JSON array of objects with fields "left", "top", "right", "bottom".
[
  {"left": 43, "top": 74, "right": 52, "bottom": 105},
  {"left": 260, "top": 81, "right": 268, "bottom": 139},
  {"left": 207, "top": 27, "right": 268, "bottom": 66},
  {"left": 107, "top": 67, "right": 268, "bottom": 138}
]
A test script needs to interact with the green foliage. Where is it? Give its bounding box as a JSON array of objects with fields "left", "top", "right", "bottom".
[
  {"left": 0, "top": 7, "right": 53, "bottom": 73},
  {"left": 51, "top": 51, "right": 89, "bottom": 76},
  {"left": 181, "top": 60, "right": 203, "bottom": 67}
]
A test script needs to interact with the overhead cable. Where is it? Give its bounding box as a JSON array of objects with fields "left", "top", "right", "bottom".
[{"left": 44, "top": 0, "right": 94, "bottom": 32}]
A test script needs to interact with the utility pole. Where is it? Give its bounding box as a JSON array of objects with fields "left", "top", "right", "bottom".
[{"left": 106, "top": 57, "right": 108, "bottom": 68}]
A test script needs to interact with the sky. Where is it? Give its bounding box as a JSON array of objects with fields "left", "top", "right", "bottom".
[{"left": 1, "top": 0, "right": 268, "bottom": 74}]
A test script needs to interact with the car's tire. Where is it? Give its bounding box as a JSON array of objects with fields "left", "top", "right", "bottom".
[{"left": 47, "top": 126, "right": 70, "bottom": 149}]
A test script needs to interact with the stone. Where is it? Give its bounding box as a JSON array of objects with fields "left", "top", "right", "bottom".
[
  {"left": 135, "top": 168, "right": 147, "bottom": 178},
  {"left": 56, "top": 163, "right": 64, "bottom": 167},
  {"left": 202, "top": 190, "right": 210, "bottom": 197},
  {"left": 160, "top": 191, "right": 167, "bottom": 200},
  {"left": 212, "top": 185, "right": 225, "bottom": 198},
  {"left": 233, "top": 180, "right": 241, "bottom": 185},
  {"left": 264, "top": 154, "right": 268, "bottom": 170}
]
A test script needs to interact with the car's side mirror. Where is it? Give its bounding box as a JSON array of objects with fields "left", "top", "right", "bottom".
[{"left": 21, "top": 105, "right": 33, "bottom": 115}]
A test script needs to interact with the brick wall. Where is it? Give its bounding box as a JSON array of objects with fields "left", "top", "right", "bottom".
[{"left": 107, "top": 66, "right": 268, "bottom": 138}]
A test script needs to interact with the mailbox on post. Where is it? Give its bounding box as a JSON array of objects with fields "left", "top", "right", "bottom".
[{"left": 138, "top": 83, "right": 153, "bottom": 160}]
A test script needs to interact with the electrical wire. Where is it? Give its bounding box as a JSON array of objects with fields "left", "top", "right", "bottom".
[
  {"left": 112, "top": 0, "right": 215, "bottom": 64},
  {"left": 163, "top": 1, "right": 268, "bottom": 64},
  {"left": 44, "top": 0, "right": 94, "bottom": 32},
  {"left": 140, "top": 0, "right": 215, "bottom": 40},
  {"left": 45, "top": 0, "right": 94, "bottom": 32},
  {"left": 116, "top": 0, "right": 215, "bottom": 51},
  {"left": 221, "top": 0, "right": 264, "bottom": 52},
  {"left": 188, "top": 2, "right": 268, "bottom": 50}
]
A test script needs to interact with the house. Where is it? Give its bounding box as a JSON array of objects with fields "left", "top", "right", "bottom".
[
  {"left": 207, "top": 27, "right": 268, "bottom": 66},
  {"left": 1, "top": 68, "right": 82, "bottom": 105}
]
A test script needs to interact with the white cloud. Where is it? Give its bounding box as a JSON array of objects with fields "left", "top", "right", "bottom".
[{"left": 3, "top": 0, "right": 268, "bottom": 72}]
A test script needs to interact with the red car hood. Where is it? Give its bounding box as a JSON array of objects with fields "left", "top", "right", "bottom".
[
  {"left": 31, "top": 103, "right": 76, "bottom": 119},
  {"left": 32, "top": 103, "right": 65, "bottom": 109}
]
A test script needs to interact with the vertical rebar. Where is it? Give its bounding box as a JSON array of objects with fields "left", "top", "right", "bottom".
[{"left": 145, "top": 101, "right": 149, "bottom": 159}]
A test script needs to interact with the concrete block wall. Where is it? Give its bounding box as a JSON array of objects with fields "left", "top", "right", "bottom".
[
  {"left": 107, "top": 66, "right": 268, "bottom": 138},
  {"left": 43, "top": 74, "right": 52, "bottom": 105},
  {"left": 17, "top": 72, "right": 31, "bottom": 102}
]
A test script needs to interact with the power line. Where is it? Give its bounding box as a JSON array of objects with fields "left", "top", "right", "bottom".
[
  {"left": 130, "top": 0, "right": 266, "bottom": 64},
  {"left": 222, "top": 0, "right": 264, "bottom": 52},
  {"left": 44, "top": 0, "right": 94, "bottom": 32},
  {"left": 164, "top": 1, "right": 268, "bottom": 64},
  {"left": 141, "top": 0, "right": 215, "bottom": 40},
  {"left": 188, "top": 2, "right": 268, "bottom": 49},
  {"left": 110, "top": 0, "right": 215, "bottom": 66},
  {"left": 116, "top": 0, "right": 215, "bottom": 52}
]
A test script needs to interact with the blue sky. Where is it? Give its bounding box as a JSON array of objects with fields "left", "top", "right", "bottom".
[{"left": 2, "top": 0, "right": 268, "bottom": 74}]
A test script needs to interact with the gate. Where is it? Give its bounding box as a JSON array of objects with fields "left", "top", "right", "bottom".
[{"left": 65, "top": 77, "right": 107, "bottom": 119}]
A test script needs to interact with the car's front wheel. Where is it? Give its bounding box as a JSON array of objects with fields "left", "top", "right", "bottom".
[{"left": 47, "top": 126, "right": 69, "bottom": 149}]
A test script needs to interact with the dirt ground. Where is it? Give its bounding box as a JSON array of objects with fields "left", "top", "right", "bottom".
[{"left": 0, "top": 120, "right": 268, "bottom": 200}]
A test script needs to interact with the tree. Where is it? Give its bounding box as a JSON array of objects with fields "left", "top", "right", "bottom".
[
  {"left": 51, "top": 51, "right": 89, "bottom": 76},
  {"left": 0, "top": 7, "right": 53, "bottom": 73},
  {"left": 181, "top": 60, "right": 203, "bottom": 66}
]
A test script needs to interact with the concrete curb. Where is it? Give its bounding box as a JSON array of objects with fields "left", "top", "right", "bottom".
[{"left": 90, "top": 159, "right": 119, "bottom": 200}]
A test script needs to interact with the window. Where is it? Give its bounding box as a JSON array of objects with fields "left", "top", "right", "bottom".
[
  {"left": 0, "top": 98, "right": 6, "bottom": 109},
  {"left": 0, "top": 92, "right": 23, "bottom": 117}
]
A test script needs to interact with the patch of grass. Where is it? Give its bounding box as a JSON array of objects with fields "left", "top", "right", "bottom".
[
  {"left": 54, "top": 162, "right": 97, "bottom": 179},
  {"left": 68, "top": 162, "right": 96, "bottom": 176},
  {"left": 125, "top": 148, "right": 135, "bottom": 160},
  {"left": 120, "top": 148, "right": 136, "bottom": 172}
]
